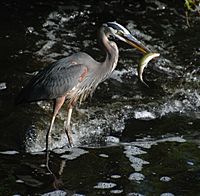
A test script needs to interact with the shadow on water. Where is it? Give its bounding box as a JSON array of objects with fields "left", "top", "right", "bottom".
[{"left": 0, "top": 0, "right": 200, "bottom": 195}]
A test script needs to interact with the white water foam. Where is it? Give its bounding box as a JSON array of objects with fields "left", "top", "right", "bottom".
[
  {"left": 123, "top": 136, "right": 185, "bottom": 172},
  {"left": 0, "top": 150, "right": 19, "bottom": 155},
  {"left": 128, "top": 172, "right": 145, "bottom": 182},
  {"left": 42, "top": 190, "right": 67, "bottom": 196},
  {"left": 94, "top": 182, "right": 117, "bottom": 189}
]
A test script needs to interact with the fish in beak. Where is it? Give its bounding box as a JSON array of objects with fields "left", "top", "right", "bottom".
[{"left": 138, "top": 52, "right": 160, "bottom": 87}]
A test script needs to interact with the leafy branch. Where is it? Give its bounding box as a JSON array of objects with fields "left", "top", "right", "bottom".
[{"left": 184, "top": 0, "right": 200, "bottom": 26}]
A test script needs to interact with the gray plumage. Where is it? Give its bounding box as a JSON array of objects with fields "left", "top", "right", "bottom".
[{"left": 16, "top": 53, "right": 98, "bottom": 103}]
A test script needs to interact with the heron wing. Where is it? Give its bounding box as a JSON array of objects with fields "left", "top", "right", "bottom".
[{"left": 16, "top": 58, "right": 88, "bottom": 103}]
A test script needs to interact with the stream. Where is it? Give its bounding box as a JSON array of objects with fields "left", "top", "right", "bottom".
[{"left": 0, "top": 0, "right": 200, "bottom": 195}]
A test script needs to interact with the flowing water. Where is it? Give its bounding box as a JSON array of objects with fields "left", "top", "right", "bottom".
[{"left": 0, "top": 0, "right": 200, "bottom": 195}]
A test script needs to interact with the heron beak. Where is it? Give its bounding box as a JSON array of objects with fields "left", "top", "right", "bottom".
[
  {"left": 120, "top": 33, "right": 151, "bottom": 54},
  {"left": 105, "top": 21, "right": 150, "bottom": 54}
]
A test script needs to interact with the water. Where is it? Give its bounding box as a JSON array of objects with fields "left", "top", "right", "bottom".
[{"left": 0, "top": 0, "right": 200, "bottom": 195}]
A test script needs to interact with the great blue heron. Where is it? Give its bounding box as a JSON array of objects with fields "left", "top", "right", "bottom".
[{"left": 16, "top": 22, "right": 150, "bottom": 162}]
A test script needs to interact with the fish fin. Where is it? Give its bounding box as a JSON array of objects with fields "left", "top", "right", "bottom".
[{"left": 141, "top": 79, "right": 149, "bottom": 88}]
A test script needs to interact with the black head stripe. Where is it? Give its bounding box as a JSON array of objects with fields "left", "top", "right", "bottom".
[{"left": 106, "top": 22, "right": 130, "bottom": 34}]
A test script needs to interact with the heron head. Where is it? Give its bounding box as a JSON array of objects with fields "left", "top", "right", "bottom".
[{"left": 104, "top": 22, "right": 151, "bottom": 54}]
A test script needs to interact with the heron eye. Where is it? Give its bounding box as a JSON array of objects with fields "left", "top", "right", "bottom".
[{"left": 117, "top": 30, "right": 124, "bottom": 35}]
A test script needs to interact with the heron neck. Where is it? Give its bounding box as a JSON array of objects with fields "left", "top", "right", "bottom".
[
  {"left": 100, "top": 29, "right": 119, "bottom": 74},
  {"left": 104, "top": 48, "right": 118, "bottom": 73}
]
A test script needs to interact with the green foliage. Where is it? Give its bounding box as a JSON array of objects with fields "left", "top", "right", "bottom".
[
  {"left": 184, "top": 0, "right": 200, "bottom": 26},
  {"left": 185, "top": 0, "right": 200, "bottom": 12}
]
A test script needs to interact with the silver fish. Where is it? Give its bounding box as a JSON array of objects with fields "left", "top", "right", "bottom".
[{"left": 137, "top": 52, "right": 160, "bottom": 87}]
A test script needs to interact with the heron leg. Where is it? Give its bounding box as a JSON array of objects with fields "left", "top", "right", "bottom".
[
  {"left": 46, "top": 96, "right": 65, "bottom": 168},
  {"left": 46, "top": 115, "right": 56, "bottom": 169},
  {"left": 65, "top": 106, "right": 73, "bottom": 147}
]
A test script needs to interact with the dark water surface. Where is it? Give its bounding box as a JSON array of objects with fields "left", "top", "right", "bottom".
[{"left": 0, "top": 0, "right": 200, "bottom": 195}]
